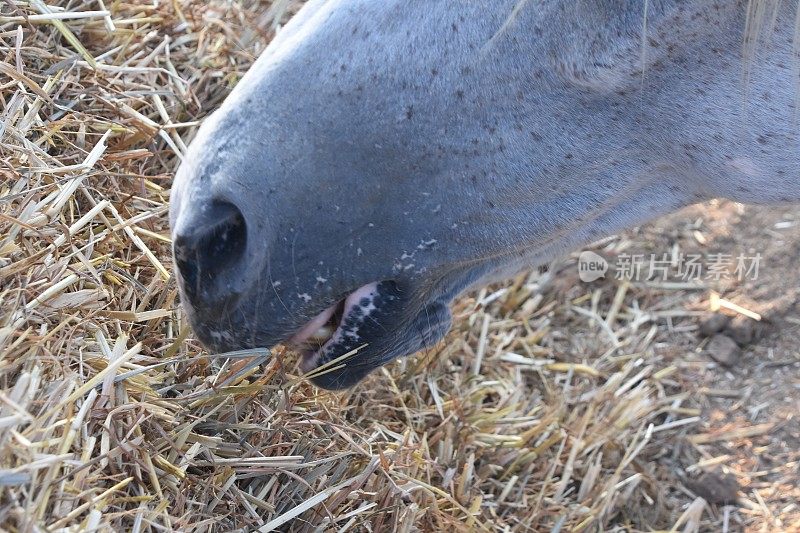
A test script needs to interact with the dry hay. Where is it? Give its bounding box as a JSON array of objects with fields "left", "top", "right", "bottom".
[{"left": 1, "top": 1, "right": 797, "bottom": 532}]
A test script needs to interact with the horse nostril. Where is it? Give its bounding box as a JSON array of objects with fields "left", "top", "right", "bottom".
[{"left": 173, "top": 200, "right": 247, "bottom": 304}]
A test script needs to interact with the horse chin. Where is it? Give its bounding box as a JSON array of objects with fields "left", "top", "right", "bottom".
[{"left": 185, "top": 278, "right": 449, "bottom": 389}]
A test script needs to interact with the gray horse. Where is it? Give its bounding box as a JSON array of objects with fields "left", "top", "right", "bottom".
[{"left": 170, "top": 0, "right": 800, "bottom": 389}]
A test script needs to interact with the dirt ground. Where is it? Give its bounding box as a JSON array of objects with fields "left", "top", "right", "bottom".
[{"left": 569, "top": 201, "right": 800, "bottom": 531}]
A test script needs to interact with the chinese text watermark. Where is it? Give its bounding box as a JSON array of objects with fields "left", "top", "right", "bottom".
[{"left": 578, "top": 252, "right": 762, "bottom": 283}]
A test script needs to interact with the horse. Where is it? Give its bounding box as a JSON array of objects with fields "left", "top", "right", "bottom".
[{"left": 169, "top": 0, "right": 800, "bottom": 389}]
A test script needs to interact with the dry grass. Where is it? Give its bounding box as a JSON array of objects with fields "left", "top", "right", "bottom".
[{"left": 1, "top": 1, "right": 797, "bottom": 531}]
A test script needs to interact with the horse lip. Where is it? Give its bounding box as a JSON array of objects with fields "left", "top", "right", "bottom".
[
  {"left": 288, "top": 302, "right": 338, "bottom": 345},
  {"left": 287, "top": 282, "right": 380, "bottom": 352}
]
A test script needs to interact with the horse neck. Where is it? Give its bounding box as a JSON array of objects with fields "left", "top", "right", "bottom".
[{"left": 479, "top": 0, "right": 800, "bottom": 206}]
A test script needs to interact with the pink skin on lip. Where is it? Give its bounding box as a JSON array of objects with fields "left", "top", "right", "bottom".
[
  {"left": 341, "top": 282, "right": 379, "bottom": 317},
  {"left": 288, "top": 303, "right": 336, "bottom": 345},
  {"left": 290, "top": 282, "right": 379, "bottom": 371}
]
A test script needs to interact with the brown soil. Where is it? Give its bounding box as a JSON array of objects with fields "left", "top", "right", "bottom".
[{"left": 599, "top": 201, "right": 800, "bottom": 531}]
